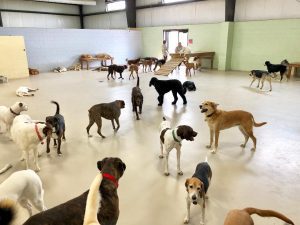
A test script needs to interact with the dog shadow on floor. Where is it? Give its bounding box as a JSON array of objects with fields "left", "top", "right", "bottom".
[{"left": 241, "top": 86, "right": 271, "bottom": 95}]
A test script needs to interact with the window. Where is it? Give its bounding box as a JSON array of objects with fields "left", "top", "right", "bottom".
[
  {"left": 106, "top": 1, "right": 126, "bottom": 12},
  {"left": 163, "top": 0, "right": 188, "bottom": 4}
]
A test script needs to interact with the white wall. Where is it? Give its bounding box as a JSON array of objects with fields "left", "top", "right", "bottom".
[
  {"left": 0, "top": 0, "right": 80, "bottom": 28},
  {"left": 235, "top": 0, "right": 300, "bottom": 21},
  {"left": 84, "top": 12, "right": 127, "bottom": 29},
  {"left": 137, "top": 0, "right": 225, "bottom": 27}
]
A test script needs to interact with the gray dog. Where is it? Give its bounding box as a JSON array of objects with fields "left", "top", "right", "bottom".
[{"left": 86, "top": 100, "right": 125, "bottom": 138}]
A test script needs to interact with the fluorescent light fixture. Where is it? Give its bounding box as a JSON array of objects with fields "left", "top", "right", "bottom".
[
  {"left": 28, "top": 0, "right": 96, "bottom": 5},
  {"left": 106, "top": 1, "right": 126, "bottom": 11},
  {"left": 163, "top": 0, "right": 189, "bottom": 4}
]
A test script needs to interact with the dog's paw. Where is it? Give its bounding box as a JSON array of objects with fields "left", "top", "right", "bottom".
[
  {"left": 240, "top": 144, "right": 246, "bottom": 148},
  {"left": 183, "top": 102, "right": 187, "bottom": 105},
  {"left": 178, "top": 171, "right": 183, "bottom": 176},
  {"left": 88, "top": 134, "right": 93, "bottom": 138},
  {"left": 164, "top": 172, "right": 170, "bottom": 176},
  {"left": 183, "top": 217, "right": 189, "bottom": 224},
  {"left": 35, "top": 167, "right": 41, "bottom": 172},
  {"left": 206, "top": 145, "right": 212, "bottom": 149},
  {"left": 171, "top": 102, "right": 176, "bottom": 105},
  {"left": 159, "top": 155, "right": 164, "bottom": 159},
  {"left": 158, "top": 103, "right": 162, "bottom": 106},
  {"left": 200, "top": 221, "right": 205, "bottom": 225},
  {"left": 251, "top": 147, "right": 256, "bottom": 151},
  {"left": 210, "top": 149, "right": 216, "bottom": 154},
  {"left": 20, "top": 157, "right": 25, "bottom": 162},
  {"left": 57, "top": 153, "right": 62, "bottom": 157}
]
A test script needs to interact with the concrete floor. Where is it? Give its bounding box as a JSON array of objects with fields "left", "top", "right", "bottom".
[{"left": 0, "top": 68, "right": 299, "bottom": 225}]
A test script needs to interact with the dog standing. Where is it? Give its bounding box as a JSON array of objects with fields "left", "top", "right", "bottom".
[
  {"left": 0, "top": 102, "right": 28, "bottom": 135},
  {"left": 159, "top": 117, "right": 197, "bottom": 176},
  {"left": 86, "top": 100, "right": 125, "bottom": 138},
  {"left": 131, "top": 77, "right": 143, "bottom": 120},
  {"left": 183, "top": 60, "right": 195, "bottom": 76},
  {"left": 249, "top": 70, "right": 274, "bottom": 91},
  {"left": 223, "top": 207, "right": 294, "bottom": 225},
  {"left": 126, "top": 58, "right": 140, "bottom": 65},
  {"left": 199, "top": 101, "right": 267, "bottom": 153},
  {"left": 149, "top": 77, "right": 187, "bottom": 106},
  {"left": 264, "top": 60, "right": 288, "bottom": 81},
  {"left": 10, "top": 115, "right": 52, "bottom": 171},
  {"left": 22, "top": 157, "right": 126, "bottom": 225},
  {"left": 0, "top": 170, "right": 47, "bottom": 224},
  {"left": 45, "top": 101, "right": 66, "bottom": 156},
  {"left": 153, "top": 59, "right": 166, "bottom": 71},
  {"left": 129, "top": 64, "right": 139, "bottom": 80},
  {"left": 141, "top": 59, "right": 153, "bottom": 73},
  {"left": 184, "top": 160, "right": 212, "bottom": 225},
  {"left": 107, "top": 64, "right": 127, "bottom": 80}
]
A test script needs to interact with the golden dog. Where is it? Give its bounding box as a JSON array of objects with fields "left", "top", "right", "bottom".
[
  {"left": 223, "top": 208, "right": 294, "bottom": 225},
  {"left": 199, "top": 101, "right": 267, "bottom": 153},
  {"left": 183, "top": 60, "right": 195, "bottom": 76}
]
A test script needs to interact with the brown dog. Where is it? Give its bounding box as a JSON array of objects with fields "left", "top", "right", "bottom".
[
  {"left": 131, "top": 77, "right": 143, "bottom": 120},
  {"left": 129, "top": 64, "right": 139, "bottom": 80},
  {"left": 87, "top": 100, "right": 125, "bottom": 138},
  {"left": 199, "top": 101, "right": 267, "bottom": 153},
  {"left": 28, "top": 68, "right": 39, "bottom": 75},
  {"left": 223, "top": 208, "right": 294, "bottom": 225},
  {"left": 183, "top": 60, "right": 195, "bottom": 76},
  {"left": 141, "top": 59, "right": 153, "bottom": 72}
]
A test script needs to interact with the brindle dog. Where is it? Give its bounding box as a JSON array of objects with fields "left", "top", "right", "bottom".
[
  {"left": 131, "top": 76, "right": 143, "bottom": 120},
  {"left": 86, "top": 100, "right": 125, "bottom": 138}
]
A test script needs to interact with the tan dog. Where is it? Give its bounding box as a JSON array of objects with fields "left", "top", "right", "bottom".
[
  {"left": 142, "top": 59, "right": 153, "bottom": 72},
  {"left": 129, "top": 64, "right": 139, "bottom": 80},
  {"left": 199, "top": 101, "right": 267, "bottom": 153},
  {"left": 223, "top": 208, "right": 294, "bottom": 225},
  {"left": 183, "top": 60, "right": 195, "bottom": 76}
]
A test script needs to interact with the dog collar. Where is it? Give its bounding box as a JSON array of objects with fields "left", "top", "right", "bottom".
[
  {"left": 10, "top": 108, "right": 20, "bottom": 116},
  {"left": 35, "top": 124, "right": 44, "bottom": 144},
  {"left": 102, "top": 173, "right": 118, "bottom": 188},
  {"left": 206, "top": 112, "right": 215, "bottom": 118},
  {"left": 172, "top": 130, "right": 182, "bottom": 144}
]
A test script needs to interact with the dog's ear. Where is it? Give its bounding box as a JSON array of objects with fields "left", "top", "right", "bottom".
[
  {"left": 212, "top": 102, "right": 219, "bottom": 108},
  {"left": 19, "top": 102, "right": 23, "bottom": 107},
  {"left": 192, "top": 130, "right": 198, "bottom": 137},
  {"left": 117, "top": 161, "right": 126, "bottom": 175},
  {"left": 97, "top": 158, "right": 108, "bottom": 171},
  {"left": 185, "top": 179, "right": 190, "bottom": 191},
  {"left": 199, "top": 182, "right": 205, "bottom": 198}
]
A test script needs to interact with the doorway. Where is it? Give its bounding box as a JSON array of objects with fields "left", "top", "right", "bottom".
[{"left": 163, "top": 29, "right": 188, "bottom": 54}]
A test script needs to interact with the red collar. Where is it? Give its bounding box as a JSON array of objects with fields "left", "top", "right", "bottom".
[
  {"left": 102, "top": 173, "right": 118, "bottom": 188},
  {"left": 35, "top": 124, "right": 44, "bottom": 144}
]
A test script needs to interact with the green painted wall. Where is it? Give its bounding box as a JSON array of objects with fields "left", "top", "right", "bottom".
[{"left": 231, "top": 19, "right": 300, "bottom": 71}]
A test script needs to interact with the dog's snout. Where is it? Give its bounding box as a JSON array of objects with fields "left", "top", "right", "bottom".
[
  {"left": 199, "top": 105, "right": 202, "bottom": 109},
  {"left": 192, "top": 195, "right": 197, "bottom": 200}
]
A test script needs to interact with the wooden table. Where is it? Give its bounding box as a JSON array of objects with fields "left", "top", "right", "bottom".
[
  {"left": 80, "top": 57, "right": 114, "bottom": 70},
  {"left": 170, "top": 52, "right": 215, "bottom": 69},
  {"left": 287, "top": 62, "right": 300, "bottom": 78}
]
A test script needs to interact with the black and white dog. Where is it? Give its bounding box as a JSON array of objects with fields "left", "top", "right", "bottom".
[
  {"left": 249, "top": 70, "right": 275, "bottom": 91},
  {"left": 153, "top": 59, "right": 166, "bottom": 71},
  {"left": 264, "top": 60, "right": 289, "bottom": 81},
  {"left": 149, "top": 77, "right": 187, "bottom": 106},
  {"left": 183, "top": 81, "right": 196, "bottom": 91},
  {"left": 46, "top": 101, "right": 66, "bottom": 156}
]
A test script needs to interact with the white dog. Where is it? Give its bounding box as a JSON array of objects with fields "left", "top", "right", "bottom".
[
  {"left": 159, "top": 117, "right": 197, "bottom": 176},
  {"left": 16, "top": 87, "right": 39, "bottom": 97},
  {"left": 10, "top": 115, "right": 52, "bottom": 172},
  {"left": 0, "top": 102, "right": 28, "bottom": 134}
]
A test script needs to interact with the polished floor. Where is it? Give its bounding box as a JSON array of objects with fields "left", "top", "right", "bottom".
[{"left": 0, "top": 68, "right": 299, "bottom": 225}]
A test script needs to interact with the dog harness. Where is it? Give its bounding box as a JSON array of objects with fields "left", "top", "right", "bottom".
[
  {"left": 35, "top": 123, "right": 44, "bottom": 144},
  {"left": 102, "top": 173, "right": 118, "bottom": 188},
  {"left": 10, "top": 108, "right": 20, "bottom": 116},
  {"left": 172, "top": 130, "right": 182, "bottom": 144}
]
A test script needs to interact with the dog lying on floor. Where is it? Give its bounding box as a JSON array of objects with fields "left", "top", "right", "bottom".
[
  {"left": 107, "top": 64, "right": 128, "bottom": 80},
  {"left": 11, "top": 115, "right": 52, "bottom": 171},
  {"left": 149, "top": 77, "right": 187, "bottom": 106},
  {"left": 16, "top": 87, "right": 39, "bottom": 97},
  {"left": 249, "top": 70, "right": 275, "bottom": 91},
  {"left": 199, "top": 101, "right": 267, "bottom": 153},
  {"left": 0, "top": 169, "right": 47, "bottom": 225},
  {"left": 223, "top": 207, "right": 294, "bottom": 225},
  {"left": 264, "top": 60, "right": 289, "bottom": 81},
  {"left": 129, "top": 64, "right": 139, "bottom": 80},
  {"left": 45, "top": 101, "right": 66, "bottom": 156},
  {"left": 86, "top": 100, "right": 125, "bottom": 138},
  {"left": 159, "top": 117, "right": 197, "bottom": 176},
  {"left": 0, "top": 102, "right": 28, "bottom": 135},
  {"left": 22, "top": 157, "right": 126, "bottom": 225},
  {"left": 184, "top": 159, "right": 212, "bottom": 225},
  {"left": 131, "top": 77, "right": 143, "bottom": 120}
]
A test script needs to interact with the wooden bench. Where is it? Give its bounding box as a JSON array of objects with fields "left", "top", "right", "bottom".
[
  {"left": 80, "top": 55, "right": 114, "bottom": 70},
  {"left": 287, "top": 62, "right": 300, "bottom": 79}
]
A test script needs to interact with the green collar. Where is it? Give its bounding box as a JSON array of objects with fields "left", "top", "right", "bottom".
[{"left": 172, "top": 130, "right": 181, "bottom": 143}]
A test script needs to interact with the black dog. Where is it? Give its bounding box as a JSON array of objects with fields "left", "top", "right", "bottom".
[
  {"left": 149, "top": 77, "right": 187, "bottom": 106},
  {"left": 265, "top": 60, "right": 289, "bottom": 81},
  {"left": 131, "top": 76, "right": 143, "bottom": 120},
  {"left": 23, "top": 157, "right": 126, "bottom": 225},
  {"left": 153, "top": 59, "right": 166, "bottom": 71},
  {"left": 107, "top": 64, "right": 128, "bottom": 80},
  {"left": 183, "top": 81, "right": 196, "bottom": 91},
  {"left": 46, "top": 101, "right": 66, "bottom": 155}
]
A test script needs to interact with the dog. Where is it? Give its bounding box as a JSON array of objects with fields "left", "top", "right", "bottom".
[
  {"left": 126, "top": 58, "right": 140, "bottom": 65},
  {"left": 86, "top": 100, "right": 125, "bottom": 138},
  {"left": 0, "top": 75, "right": 8, "bottom": 83},
  {"left": 53, "top": 66, "right": 67, "bottom": 73},
  {"left": 183, "top": 81, "right": 196, "bottom": 91},
  {"left": 159, "top": 117, "right": 197, "bottom": 176},
  {"left": 264, "top": 60, "right": 289, "bottom": 81},
  {"left": 45, "top": 101, "right": 66, "bottom": 156},
  {"left": 22, "top": 157, "right": 126, "bottom": 225},
  {"left": 193, "top": 57, "right": 202, "bottom": 70},
  {"left": 184, "top": 160, "right": 212, "bottom": 225},
  {"left": 107, "top": 64, "right": 128, "bottom": 80},
  {"left": 141, "top": 59, "right": 153, "bottom": 72},
  {"left": 249, "top": 70, "right": 275, "bottom": 91},
  {"left": 28, "top": 68, "right": 39, "bottom": 75},
  {"left": 153, "top": 59, "right": 166, "bottom": 71},
  {"left": 10, "top": 115, "right": 52, "bottom": 171},
  {"left": 16, "top": 87, "right": 39, "bottom": 97},
  {"left": 0, "top": 102, "right": 28, "bottom": 135},
  {"left": 131, "top": 77, "right": 143, "bottom": 120},
  {"left": 129, "top": 64, "right": 139, "bottom": 80},
  {"left": 223, "top": 207, "right": 294, "bottom": 225},
  {"left": 149, "top": 77, "right": 187, "bottom": 106},
  {"left": 67, "top": 63, "right": 81, "bottom": 71},
  {"left": 199, "top": 101, "right": 267, "bottom": 153},
  {"left": 0, "top": 169, "right": 47, "bottom": 224},
  {"left": 183, "top": 60, "right": 195, "bottom": 76}
]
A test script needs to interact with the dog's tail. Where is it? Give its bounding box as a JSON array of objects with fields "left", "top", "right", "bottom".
[
  {"left": 83, "top": 173, "right": 103, "bottom": 225},
  {"left": 51, "top": 100, "right": 60, "bottom": 115},
  {"left": 0, "top": 164, "right": 12, "bottom": 174},
  {"left": 243, "top": 208, "right": 294, "bottom": 225},
  {"left": 0, "top": 199, "right": 18, "bottom": 225},
  {"left": 136, "top": 76, "right": 140, "bottom": 88},
  {"left": 251, "top": 115, "right": 267, "bottom": 127}
]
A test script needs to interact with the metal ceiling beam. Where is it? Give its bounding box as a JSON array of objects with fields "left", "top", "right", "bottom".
[
  {"left": 25, "top": 0, "right": 96, "bottom": 5},
  {"left": 79, "top": 5, "right": 84, "bottom": 28},
  {"left": 225, "top": 0, "right": 236, "bottom": 22},
  {"left": 125, "top": 0, "right": 136, "bottom": 28},
  {"left": 0, "top": 9, "right": 78, "bottom": 16}
]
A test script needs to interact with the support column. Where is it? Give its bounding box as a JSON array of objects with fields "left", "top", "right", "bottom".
[
  {"left": 225, "top": 0, "right": 236, "bottom": 22},
  {"left": 125, "top": 0, "right": 136, "bottom": 28},
  {"left": 79, "top": 5, "right": 84, "bottom": 29},
  {"left": 0, "top": 10, "right": 3, "bottom": 27}
]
